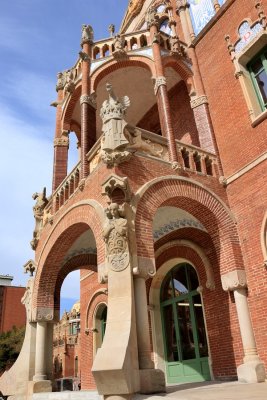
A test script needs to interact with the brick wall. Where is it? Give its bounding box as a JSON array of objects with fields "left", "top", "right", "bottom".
[{"left": 0, "top": 286, "right": 26, "bottom": 333}]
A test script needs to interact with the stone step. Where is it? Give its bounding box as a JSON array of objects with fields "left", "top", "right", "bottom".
[{"left": 32, "top": 391, "right": 102, "bottom": 400}]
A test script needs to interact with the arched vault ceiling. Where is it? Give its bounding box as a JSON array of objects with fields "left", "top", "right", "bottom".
[{"left": 71, "top": 66, "right": 181, "bottom": 137}]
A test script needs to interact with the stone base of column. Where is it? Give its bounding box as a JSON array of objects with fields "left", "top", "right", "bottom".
[
  {"left": 139, "top": 369, "right": 166, "bottom": 394},
  {"left": 237, "top": 361, "right": 266, "bottom": 383},
  {"left": 28, "top": 380, "right": 52, "bottom": 395},
  {"left": 104, "top": 395, "right": 132, "bottom": 400}
]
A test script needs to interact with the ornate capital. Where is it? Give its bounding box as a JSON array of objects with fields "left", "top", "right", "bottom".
[
  {"left": 221, "top": 270, "right": 247, "bottom": 292},
  {"left": 154, "top": 76, "right": 167, "bottom": 95},
  {"left": 80, "top": 93, "right": 97, "bottom": 109},
  {"left": 54, "top": 131, "right": 69, "bottom": 147},
  {"left": 81, "top": 24, "right": 94, "bottom": 46},
  {"left": 190, "top": 95, "right": 208, "bottom": 109},
  {"left": 133, "top": 257, "right": 156, "bottom": 279},
  {"left": 35, "top": 307, "right": 54, "bottom": 321},
  {"left": 176, "top": 0, "right": 188, "bottom": 12}
]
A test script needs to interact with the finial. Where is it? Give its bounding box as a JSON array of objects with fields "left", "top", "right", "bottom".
[{"left": 109, "top": 24, "right": 115, "bottom": 37}]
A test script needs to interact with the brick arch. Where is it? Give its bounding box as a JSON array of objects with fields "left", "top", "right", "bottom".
[
  {"left": 62, "top": 84, "right": 82, "bottom": 128},
  {"left": 148, "top": 243, "right": 242, "bottom": 379},
  {"left": 135, "top": 177, "right": 243, "bottom": 276},
  {"left": 163, "top": 56, "right": 193, "bottom": 81},
  {"left": 54, "top": 254, "right": 97, "bottom": 315},
  {"left": 33, "top": 203, "right": 104, "bottom": 318},
  {"left": 91, "top": 56, "right": 155, "bottom": 92}
]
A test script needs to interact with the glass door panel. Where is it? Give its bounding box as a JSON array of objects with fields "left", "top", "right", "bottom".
[
  {"left": 176, "top": 300, "right": 196, "bottom": 360},
  {"left": 193, "top": 294, "right": 209, "bottom": 357},
  {"left": 162, "top": 305, "right": 178, "bottom": 362}
]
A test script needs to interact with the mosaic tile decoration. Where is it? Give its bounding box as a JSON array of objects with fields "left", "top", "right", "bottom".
[
  {"left": 235, "top": 21, "right": 263, "bottom": 54},
  {"left": 153, "top": 218, "right": 207, "bottom": 241},
  {"left": 189, "top": 0, "right": 226, "bottom": 36}
]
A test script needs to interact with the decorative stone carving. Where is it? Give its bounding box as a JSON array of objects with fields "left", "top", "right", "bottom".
[
  {"left": 21, "top": 278, "right": 34, "bottom": 322},
  {"left": 108, "top": 24, "right": 115, "bottom": 37},
  {"left": 176, "top": 0, "right": 188, "bottom": 12},
  {"left": 64, "top": 69, "right": 75, "bottom": 93},
  {"left": 103, "top": 203, "right": 130, "bottom": 272},
  {"left": 56, "top": 72, "right": 64, "bottom": 92},
  {"left": 133, "top": 257, "right": 156, "bottom": 279},
  {"left": 170, "top": 35, "right": 182, "bottom": 55},
  {"left": 221, "top": 269, "right": 247, "bottom": 292},
  {"left": 79, "top": 50, "right": 90, "bottom": 62},
  {"left": 80, "top": 93, "right": 97, "bottom": 109},
  {"left": 98, "top": 262, "right": 108, "bottom": 283},
  {"left": 36, "top": 308, "right": 54, "bottom": 321},
  {"left": 100, "top": 83, "right": 132, "bottom": 167},
  {"left": 190, "top": 95, "right": 209, "bottom": 109},
  {"left": 128, "top": 128, "right": 167, "bottom": 158},
  {"left": 112, "top": 34, "right": 127, "bottom": 58},
  {"left": 54, "top": 131, "right": 69, "bottom": 147},
  {"left": 225, "top": 34, "right": 236, "bottom": 61},
  {"left": 145, "top": 6, "right": 160, "bottom": 29},
  {"left": 102, "top": 175, "right": 131, "bottom": 202},
  {"left": 255, "top": 1, "right": 267, "bottom": 29},
  {"left": 81, "top": 24, "right": 94, "bottom": 46},
  {"left": 154, "top": 76, "right": 167, "bottom": 95},
  {"left": 23, "top": 259, "right": 37, "bottom": 277},
  {"left": 30, "top": 188, "right": 48, "bottom": 250}
]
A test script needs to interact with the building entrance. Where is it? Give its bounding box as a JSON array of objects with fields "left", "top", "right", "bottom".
[{"left": 161, "top": 263, "right": 211, "bottom": 383}]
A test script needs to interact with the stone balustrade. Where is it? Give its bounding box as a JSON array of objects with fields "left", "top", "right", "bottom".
[{"left": 48, "top": 129, "right": 219, "bottom": 215}]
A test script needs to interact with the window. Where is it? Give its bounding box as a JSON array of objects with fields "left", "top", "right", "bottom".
[{"left": 248, "top": 49, "right": 267, "bottom": 111}]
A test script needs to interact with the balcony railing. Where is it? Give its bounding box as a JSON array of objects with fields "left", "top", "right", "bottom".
[{"left": 47, "top": 130, "right": 219, "bottom": 215}]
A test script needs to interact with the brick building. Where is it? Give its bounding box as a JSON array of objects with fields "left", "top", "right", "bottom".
[
  {"left": 0, "top": 275, "right": 26, "bottom": 334},
  {"left": 0, "top": 0, "right": 267, "bottom": 398}
]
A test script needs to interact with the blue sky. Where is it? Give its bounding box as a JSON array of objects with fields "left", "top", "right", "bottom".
[{"left": 0, "top": 0, "right": 128, "bottom": 312}]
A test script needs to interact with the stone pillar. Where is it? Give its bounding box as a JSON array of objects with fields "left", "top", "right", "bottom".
[
  {"left": 33, "top": 322, "right": 47, "bottom": 381},
  {"left": 134, "top": 258, "right": 166, "bottom": 394},
  {"left": 80, "top": 25, "right": 94, "bottom": 180},
  {"left": 221, "top": 270, "right": 266, "bottom": 383},
  {"left": 146, "top": 8, "right": 179, "bottom": 167}
]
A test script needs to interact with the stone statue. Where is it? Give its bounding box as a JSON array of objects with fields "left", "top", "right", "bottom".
[
  {"left": 145, "top": 6, "right": 159, "bottom": 29},
  {"left": 100, "top": 83, "right": 132, "bottom": 166},
  {"left": 109, "top": 24, "right": 115, "bottom": 37},
  {"left": 170, "top": 35, "right": 182, "bottom": 55},
  {"left": 81, "top": 24, "right": 94, "bottom": 45},
  {"left": 30, "top": 188, "right": 48, "bottom": 250},
  {"left": 21, "top": 279, "right": 34, "bottom": 322},
  {"left": 56, "top": 72, "right": 64, "bottom": 91},
  {"left": 103, "top": 203, "right": 130, "bottom": 272},
  {"left": 65, "top": 69, "right": 75, "bottom": 93},
  {"left": 112, "top": 34, "right": 126, "bottom": 58}
]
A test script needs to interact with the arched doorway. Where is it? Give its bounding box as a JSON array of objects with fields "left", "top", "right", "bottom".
[{"left": 160, "top": 262, "right": 210, "bottom": 383}]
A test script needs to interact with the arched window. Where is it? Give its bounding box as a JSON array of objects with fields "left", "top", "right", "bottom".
[{"left": 161, "top": 263, "right": 210, "bottom": 383}]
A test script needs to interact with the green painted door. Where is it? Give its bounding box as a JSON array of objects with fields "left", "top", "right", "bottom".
[{"left": 161, "top": 263, "right": 211, "bottom": 384}]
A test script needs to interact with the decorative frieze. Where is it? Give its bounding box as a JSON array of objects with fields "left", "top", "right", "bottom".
[
  {"left": 190, "top": 95, "right": 209, "bottom": 109},
  {"left": 221, "top": 269, "right": 247, "bottom": 292}
]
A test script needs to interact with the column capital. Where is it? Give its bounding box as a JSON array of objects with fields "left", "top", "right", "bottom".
[
  {"left": 133, "top": 257, "right": 156, "bottom": 279},
  {"left": 154, "top": 76, "right": 167, "bottom": 95},
  {"left": 53, "top": 131, "right": 69, "bottom": 147},
  {"left": 80, "top": 93, "right": 97, "bottom": 109},
  {"left": 221, "top": 269, "right": 247, "bottom": 292},
  {"left": 176, "top": 0, "right": 188, "bottom": 12},
  {"left": 190, "top": 95, "right": 209, "bottom": 109}
]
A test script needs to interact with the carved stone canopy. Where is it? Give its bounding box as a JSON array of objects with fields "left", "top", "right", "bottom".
[
  {"left": 101, "top": 175, "right": 131, "bottom": 202},
  {"left": 23, "top": 260, "right": 37, "bottom": 277}
]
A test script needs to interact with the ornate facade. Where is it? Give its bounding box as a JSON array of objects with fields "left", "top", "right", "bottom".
[{"left": 0, "top": 0, "right": 267, "bottom": 399}]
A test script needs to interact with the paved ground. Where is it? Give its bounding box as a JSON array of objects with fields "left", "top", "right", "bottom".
[{"left": 135, "top": 381, "right": 267, "bottom": 400}]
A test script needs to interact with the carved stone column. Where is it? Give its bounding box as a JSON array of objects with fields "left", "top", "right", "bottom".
[
  {"left": 33, "top": 321, "right": 48, "bottom": 381},
  {"left": 133, "top": 258, "right": 166, "bottom": 394},
  {"left": 80, "top": 25, "right": 94, "bottom": 180},
  {"left": 146, "top": 8, "right": 179, "bottom": 167},
  {"left": 221, "top": 270, "right": 266, "bottom": 383}
]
